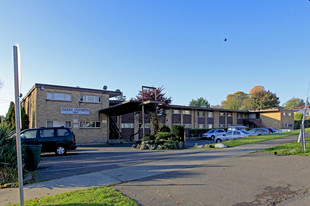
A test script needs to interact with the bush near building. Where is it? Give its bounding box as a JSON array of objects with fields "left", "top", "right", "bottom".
[{"left": 294, "top": 120, "right": 310, "bottom": 130}]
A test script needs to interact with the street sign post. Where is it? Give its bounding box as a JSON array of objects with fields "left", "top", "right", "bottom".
[{"left": 13, "top": 44, "right": 24, "bottom": 206}]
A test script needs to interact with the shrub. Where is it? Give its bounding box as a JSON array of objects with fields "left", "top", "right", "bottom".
[
  {"left": 160, "top": 125, "right": 171, "bottom": 133},
  {"left": 0, "top": 123, "right": 18, "bottom": 185},
  {"left": 294, "top": 120, "right": 310, "bottom": 129},
  {"left": 172, "top": 125, "right": 185, "bottom": 142},
  {"left": 155, "top": 132, "right": 171, "bottom": 140},
  {"left": 142, "top": 134, "right": 155, "bottom": 142}
]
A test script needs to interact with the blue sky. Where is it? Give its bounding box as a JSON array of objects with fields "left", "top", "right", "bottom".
[{"left": 0, "top": 1, "right": 310, "bottom": 116}]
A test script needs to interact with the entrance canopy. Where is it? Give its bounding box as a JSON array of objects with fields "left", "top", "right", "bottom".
[{"left": 99, "top": 100, "right": 166, "bottom": 116}]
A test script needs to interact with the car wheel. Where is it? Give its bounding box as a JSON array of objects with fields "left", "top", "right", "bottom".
[
  {"left": 216, "top": 139, "right": 222, "bottom": 143},
  {"left": 211, "top": 135, "right": 215, "bottom": 140},
  {"left": 55, "top": 146, "right": 67, "bottom": 155}
]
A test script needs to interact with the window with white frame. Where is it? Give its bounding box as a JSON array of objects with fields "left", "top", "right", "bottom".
[
  {"left": 79, "top": 121, "right": 101, "bottom": 128},
  {"left": 237, "top": 113, "right": 242, "bottom": 119},
  {"left": 183, "top": 110, "right": 191, "bottom": 115},
  {"left": 283, "top": 113, "right": 286, "bottom": 116},
  {"left": 121, "top": 123, "right": 134, "bottom": 128},
  {"left": 288, "top": 113, "right": 292, "bottom": 116},
  {"left": 227, "top": 113, "right": 232, "bottom": 117},
  {"left": 207, "top": 112, "right": 214, "bottom": 118},
  {"left": 47, "top": 121, "right": 72, "bottom": 128},
  {"left": 219, "top": 124, "right": 225, "bottom": 128},
  {"left": 198, "top": 111, "right": 205, "bottom": 117},
  {"left": 80, "top": 95, "right": 101, "bottom": 103},
  {"left": 173, "top": 110, "right": 181, "bottom": 114},
  {"left": 47, "top": 92, "right": 72, "bottom": 101},
  {"left": 207, "top": 124, "right": 213, "bottom": 129},
  {"left": 198, "top": 124, "right": 204, "bottom": 129},
  {"left": 220, "top": 112, "right": 225, "bottom": 116}
]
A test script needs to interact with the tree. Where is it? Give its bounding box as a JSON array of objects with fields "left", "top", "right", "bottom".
[
  {"left": 135, "top": 86, "right": 172, "bottom": 135},
  {"left": 249, "top": 85, "right": 265, "bottom": 94},
  {"left": 5, "top": 102, "right": 15, "bottom": 129},
  {"left": 136, "top": 86, "right": 172, "bottom": 103},
  {"left": 294, "top": 113, "right": 303, "bottom": 120},
  {"left": 222, "top": 91, "right": 249, "bottom": 110},
  {"left": 283, "top": 98, "right": 305, "bottom": 109},
  {"left": 248, "top": 90, "right": 280, "bottom": 110},
  {"left": 4, "top": 101, "right": 29, "bottom": 130},
  {"left": 189, "top": 97, "right": 210, "bottom": 108}
]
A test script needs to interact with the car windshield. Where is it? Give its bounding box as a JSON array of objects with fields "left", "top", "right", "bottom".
[
  {"left": 207, "top": 129, "right": 215, "bottom": 133},
  {"left": 226, "top": 131, "right": 233, "bottom": 135}
]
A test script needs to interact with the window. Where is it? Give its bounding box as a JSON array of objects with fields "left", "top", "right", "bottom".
[
  {"left": 80, "top": 95, "right": 101, "bottom": 103},
  {"left": 288, "top": 113, "right": 292, "bottom": 116},
  {"left": 237, "top": 113, "right": 242, "bottom": 119},
  {"left": 184, "top": 124, "right": 192, "bottom": 128},
  {"left": 220, "top": 112, "right": 225, "bottom": 116},
  {"left": 21, "top": 130, "right": 37, "bottom": 139},
  {"left": 80, "top": 121, "right": 101, "bottom": 128},
  {"left": 183, "top": 110, "right": 191, "bottom": 115},
  {"left": 227, "top": 113, "right": 232, "bottom": 117},
  {"left": 198, "top": 111, "right": 205, "bottom": 117},
  {"left": 173, "top": 110, "right": 181, "bottom": 114},
  {"left": 47, "top": 92, "right": 72, "bottom": 101},
  {"left": 47, "top": 121, "right": 72, "bottom": 128},
  {"left": 283, "top": 113, "right": 286, "bottom": 116},
  {"left": 40, "top": 129, "right": 55, "bottom": 138},
  {"left": 219, "top": 124, "right": 225, "bottom": 128},
  {"left": 57, "top": 129, "right": 69, "bottom": 136},
  {"left": 249, "top": 113, "right": 256, "bottom": 119},
  {"left": 207, "top": 112, "right": 214, "bottom": 118},
  {"left": 207, "top": 124, "right": 213, "bottom": 129},
  {"left": 198, "top": 124, "right": 204, "bottom": 129},
  {"left": 121, "top": 123, "right": 134, "bottom": 128}
]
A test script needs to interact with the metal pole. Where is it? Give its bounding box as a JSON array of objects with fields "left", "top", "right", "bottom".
[
  {"left": 13, "top": 45, "right": 24, "bottom": 206},
  {"left": 142, "top": 86, "right": 145, "bottom": 138}
]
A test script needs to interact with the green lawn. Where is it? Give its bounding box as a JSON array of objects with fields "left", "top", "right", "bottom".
[
  {"left": 215, "top": 128, "right": 310, "bottom": 147},
  {"left": 260, "top": 138, "right": 310, "bottom": 156},
  {"left": 9, "top": 186, "right": 137, "bottom": 206}
]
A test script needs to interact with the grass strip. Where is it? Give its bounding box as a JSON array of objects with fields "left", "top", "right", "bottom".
[
  {"left": 260, "top": 138, "right": 310, "bottom": 156},
  {"left": 214, "top": 128, "right": 310, "bottom": 148},
  {"left": 9, "top": 186, "right": 138, "bottom": 206}
]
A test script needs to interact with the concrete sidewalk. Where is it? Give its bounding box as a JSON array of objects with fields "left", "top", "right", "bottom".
[{"left": 0, "top": 134, "right": 308, "bottom": 205}]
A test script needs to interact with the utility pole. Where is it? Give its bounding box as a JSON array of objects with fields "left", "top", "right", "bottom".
[{"left": 13, "top": 44, "right": 24, "bottom": 206}]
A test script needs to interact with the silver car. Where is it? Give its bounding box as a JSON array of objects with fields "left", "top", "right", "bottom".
[
  {"left": 202, "top": 129, "right": 226, "bottom": 140},
  {"left": 248, "top": 128, "right": 272, "bottom": 136}
]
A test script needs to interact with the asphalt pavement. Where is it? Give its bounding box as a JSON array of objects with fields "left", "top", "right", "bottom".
[{"left": 1, "top": 135, "right": 309, "bottom": 206}]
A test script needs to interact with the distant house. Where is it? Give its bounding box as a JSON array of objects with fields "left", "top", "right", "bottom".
[{"left": 22, "top": 83, "right": 295, "bottom": 144}]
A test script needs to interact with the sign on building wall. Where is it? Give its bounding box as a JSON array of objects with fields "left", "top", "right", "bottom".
[{"left": 61, "top": 107, "right": 90, "bottom": 115}]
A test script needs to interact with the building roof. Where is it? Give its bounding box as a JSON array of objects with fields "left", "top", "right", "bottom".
[
  {"left": 168, "top": 104, "right": 249, "bottom": 113},
  {"left": 23, "top": 83, "right": 122, "bottom": 100}
]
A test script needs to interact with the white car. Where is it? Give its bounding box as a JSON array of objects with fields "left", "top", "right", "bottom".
[
  {"left": 214, "top": 130, "right": 253, "bottom": 143},
  {"left": 201, "top": 129, "right": 226, "bottom": 140}
]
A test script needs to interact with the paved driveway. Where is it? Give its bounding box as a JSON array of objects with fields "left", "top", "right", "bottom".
[{"left": 36, "top": 141, "right": 212, "bottom": 181}]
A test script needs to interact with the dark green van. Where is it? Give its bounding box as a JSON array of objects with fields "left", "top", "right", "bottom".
[{"left": 21, "top": 127, "right": 77, "bottom": 155}]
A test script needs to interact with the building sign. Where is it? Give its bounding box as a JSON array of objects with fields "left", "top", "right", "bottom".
[{"left": 61, "top": 107, "right": 90, "bottom": 115}]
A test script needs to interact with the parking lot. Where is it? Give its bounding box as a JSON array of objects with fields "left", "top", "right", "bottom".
[{"left": 36, "top": 140, "right": 214, "bottom": 182}]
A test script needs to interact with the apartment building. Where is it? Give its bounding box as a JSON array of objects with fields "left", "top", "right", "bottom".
[{"left": 22, "top": 83, "right": 295, "bottom": 144}]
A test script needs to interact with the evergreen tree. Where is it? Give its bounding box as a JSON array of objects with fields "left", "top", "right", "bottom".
[
  {"left": 4, "top": 101, "right": 29, "bottom": 130},
  {"left": 5, "top": 102, "right": 15, "bottom": 129},
  {"left": 189, "top": 97, "right": 210, "bottom": 108}
]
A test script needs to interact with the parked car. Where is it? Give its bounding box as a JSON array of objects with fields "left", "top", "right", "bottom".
[
  {"left": 247, "top": 128, "right": 275, "bottom": 136},
  {"left": 227, "top": 125, "right": 248, "bottom": 131},
  {"left": 214, "top": 130, "right": 253, "bottom": 143},
  {"left": 20, "top": 127, "right": 77, "bottom": 155},
  {"left": 201, "top": 129, "right": 226, "bottom": 140}
]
